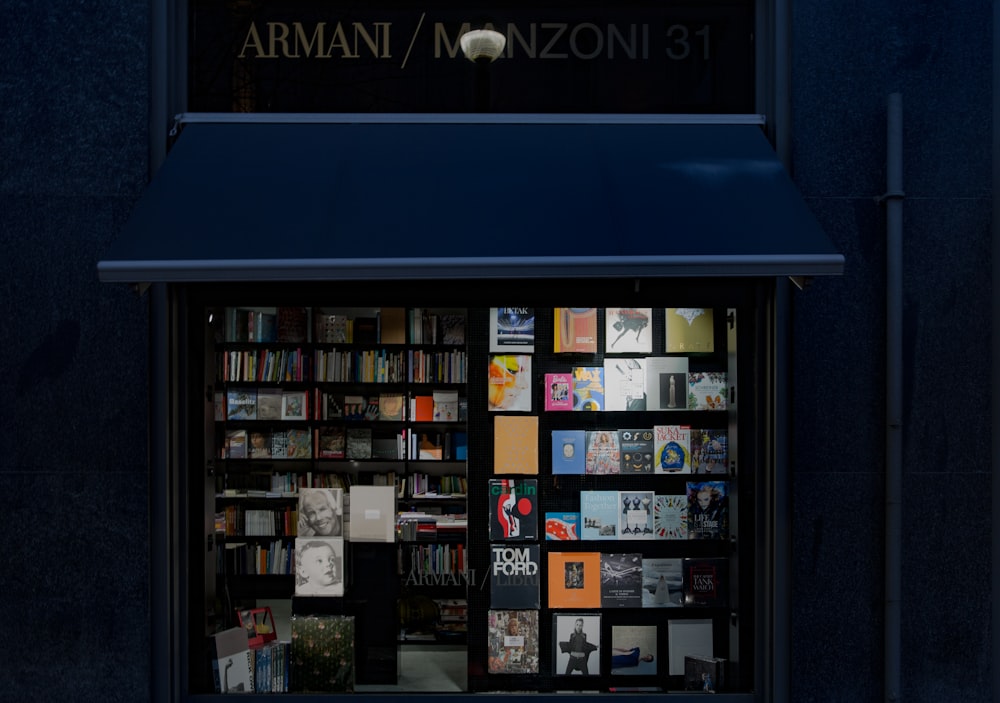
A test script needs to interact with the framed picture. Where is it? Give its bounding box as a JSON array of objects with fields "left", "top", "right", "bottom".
[{"left": 281, "top": 390, "right": 308, "bottom": 420}]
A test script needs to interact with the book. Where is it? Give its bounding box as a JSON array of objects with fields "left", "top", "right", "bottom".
[
  {"left": 348, "top": 485, "right": 396, "bottom": 542},
  {"left": 439, "top": 313, "right": 466, "bottom": 346},
  {"left": 545, "top": 512, "right": 580, "bottom": 541},
  {"left": 490, "top": 543, "right": 541, "bottom": 608},
  {"left": 322, "top": 392, "right": 344, "bottom": 420},
  {"left": 371, "top": 436, "right": 399, "bottom": 459},
  {"left": 280, "top": 390, "right": 308, "bottom": 420},
  {"left": 286, "top": 428, "right": 312, "bottom": 458},
  {"left": 665, "top": 307, "right": 715, "bottom": 354},
  {"left": 314, "top": 312, "right": 349, "bottom": 343},
  {"left": 554, "top": 308, "right": 598, "bottom": 353},
  {"left": 249, "top": 430, "right": 271, "bottom": 459},
  {"left": 605, "top": 307, "right": 652, "bottom": 354},
  {"left": 343, "top": 395, "right": 366, "bottom": 421},
  {"left": 653, "top": 424, "right": 692, "bottom": 473},
  {"left": 571, "top": 366, "right": 604, "bottom": 411},
  {"left": 489, "top": 307, "right": 535, "bottom": 352},
  {"left": 377, "top": 307, "right": 406, "bottom": 344},
  {"left": 353, "top": 316, "right": 378, "bottom": 344},
  {"left": 584, "top": 430, "right": 620, "bottom": 475},
  {"left": 687, "top": 481, "right": 729, "bottom": 540},
  {"left": 298, "top": 488, "right": 344, "bottom": 537},
  {"left": 270, "top": 430, "right": 289, "bottom": 458},
  {"left": 378, "top": 393, "right": 405, "bottom": 421},
  {"left": 579, "top": 490, "right": 620, "bottom": 540},
  {"left": 256, "top": 388, "right": 283, "bottom": 421},
  {"left": 618, "top": 490, "right": 655, "bottom": 539},
  {"left": 488, "top": 478, "right": 539, "bottom": 540},
  {"left": 410, "top": 394, "right": 434, "bottom": 421},
  {"left": 276, "top": 306, "right": 309, "bottom": 343},
  {"left": 684, "top": 654, "right": 727, "bottom": 692},
  {"left": 293, "top": 537, "right": 346, "bottom": 597},
  {"left": 653, "top": 495, "right": 688, "bottom": 540},
  {"left": 289, "top": 615, "right": 354, "bottom": 691},
  {"left": 543, "top": 372, "right": 574, "bottom": 411},
  {"left": 316, "top": 427, "right": 346, "bottom": 459},
  {"left": 690, "top": 428, "right": 728, "bottom": 474},
  {"left": 493, "top": 415, "right": 539, "bottom": 474},
  {"left": 553, "top": 612, "right": 601, "bottom": 675},
  {"left": 416, "top": 432, "right": 444, "bottom": 459},
  {"left": 687, "top": 372, "right": 728, "bottom": 410},
  {"left": 226, "top": 429, "right": 248, "bottom": 459},
  {"left": 610, "top": 624, "right": 658, "bottom": 675},
  {"left": 214, "top": 391, "right": 225, "bottom": 421},
  {"left": 603, "top": 357, "right": 646, "bottom": 411},
  {"left": 487, "top": 609, "right": 540, "bottom": 674},
  {"left": 641, "top": 557, "right": 683, "bottom": 607},
  {"left": 452, "top": 431, "right": 468, "bottom": 460},
  {"left": 227, "top": 389, "right": 258, "bottom": 421},
  {"left": 210, "top": 627, "right": 254, "bottom": 693},
  {"left": 599, "top": 553, "right": 643, "bottom": 608},
  {"left": 548, "top": 552, "right": 602, "bottom": 608},
  {"left": 682, "top": 557, "right": 728, "bottom": 607},
  {"left": 667, "top": 618, "right": 713, "bottom": 675},
  {"left": 618, "top": 428, "right": 654, "bottom": 473},
  {"left": 551, "top": 429, "right": 586, "bottom": 475},
  {"left": 643, "top": 356, "right": 689, "bottom": 410},
  {"left": 432, "top": 390, "right": 459, "bottom": 422},
  {"left": 345, "top": 427, "right": 373, "bottom": 459},
  {"left": 488, "top": 354, "right": 532, "bottom": 412}
]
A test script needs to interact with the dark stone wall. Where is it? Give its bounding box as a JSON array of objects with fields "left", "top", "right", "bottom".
[{"left": 0, "top": 0, "right": 990, "bottom": 701}]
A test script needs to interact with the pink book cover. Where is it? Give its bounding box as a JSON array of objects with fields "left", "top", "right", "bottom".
[{"left": 544, "top": 373, "right": 574, "bottom": 411}]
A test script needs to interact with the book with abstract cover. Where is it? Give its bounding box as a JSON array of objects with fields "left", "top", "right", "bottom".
[
  {"left": 488, "top": 478, "right": 539, "bottom": 540},
  {"left": 286, "top": 428, "right": 312, "bottom": 459},
  {"left": 585, "top": 430, "right": 621, "bottom": 475},
  {"left": 547, "top": 552, "right": 602, "bottom": 608},
  {"left": 686, "top": 481, "right": 729, "bottom": 540},
  {"left": 653, "top": 495, "right": 688, "bottom": 540},
  {"left": 487, "top": 609, "right": 540, "bottom": 674},
  {"left": 545, "top": 512, "right": 580, "bottom": 541},
  {"left": 551, "top": 429, "right": 586, "bottom": 475},
  {"left": 579, "top": 490, "right": 620, "bottom": 540},
  {"left": 604, "top": 357, "right": 647, "bottom": 411},
  {"left": 571, "top": 366, "right": 605, "bottom": 411},
  {"left": 345, "top": 427, "right": 372, "bottom": 460},
  {"left": 641, "top": 557, "right": 683, "bottom": 607},
  {"left": 489, "top": 307, "right": 535, "bottom": 352},
  {"left": 653, "top": 424, "right": 691, "bottom": 473},
  {"left": 490, "top": 543, "right": 541, "bottom": 608},
  {"left": 688, "top": 372, "right": 728, "bottom": 411},
  {"left": 605, "top": 307, "right": 653, "bottom": 354},
  {"left": 317, "top": 427, "right": 346, "bottom": 459},
  {"left": 289, "top": 615, "right": 354, "bottom": 692},
  {"left": 682, "top": 557, "right": 729, "bottom": 607},
  {"left": 665, "top": 307, "right": 715, "bottom": 354},
  {"left": 256, "top": 388, "right": 283, "bottom": 421},
  {"left": 227, "top": 389, "right": 258, "bottom": 421},
  {"left": 618, "top": 490, "right": 655, "bottom": 539},
  {"left": 600, "top": 553, "right": 644, "bottom": 608},
  {"left": 690, "top": 428, "right": 729, "bottom": 474},
  {"left": 618, "top": 428, "right": 654, "bottom": 473},
  {"left": 488, "top": 354, "right": 532, "bottom": 412},
  {"left": 544, "top": 372, "right": 574, "bottom": 411},
  {"left": 644, "top": 356, "right": 689, "bottom": 411},
  {"left": 554, "top": 308, "right": 599, "bottom": 353}
]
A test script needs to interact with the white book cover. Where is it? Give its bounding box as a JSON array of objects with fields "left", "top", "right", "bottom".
[
  {"left": 653, "top": 494, "right": 689, "bottom": 540},
  {"left": 294, "top": 536, "right": 345, "bottom": 597},
  {"left": 605, "top": 307, "right": 653, "bottom": 354},
  {"left": 489, "top": 307, "right": 535, "bottom": 352},
  {"left": 667, "top": 618, "right": 713, "bottom": 675},
  {"left": 603, "top": 357, "right": 646, "bottom": 411},
  {"left": 349, "top": 485, "right": 397, "bottom": 542},
  {"left": 641, "top": 557, "right": 683, "bottom": 607},
  {"left": 644, "top": 356, "right": 689, "bottom": 410}
]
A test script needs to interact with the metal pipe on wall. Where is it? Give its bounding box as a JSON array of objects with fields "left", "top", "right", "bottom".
[{"left": 883, "top": 92, "right": 904, "bottom": 703}]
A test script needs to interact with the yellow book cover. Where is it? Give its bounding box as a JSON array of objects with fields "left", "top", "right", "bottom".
[
  {"left": 665, "top": 308, "right": 715, "bottom": 353},
  {"left": 493, "top": 415, "right": 539, "bottom": 474}
]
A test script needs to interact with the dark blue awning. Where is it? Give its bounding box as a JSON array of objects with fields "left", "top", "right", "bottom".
[{"left": 98, "top": 117, "right": 843, "bottom": 283}]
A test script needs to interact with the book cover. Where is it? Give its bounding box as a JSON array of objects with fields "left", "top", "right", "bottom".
[
  {"left": 298, "top": 488, "right": 344, "bottom": 537},
  {"left": 370, "top": 436, "right": 399, "bottom": 459},
  {"left": 488, "top": 354, "right": 532, "bottom": 412},
  {"left": 214, "top": 391, "right": 225, "bottom": 421},
  {"left": 618, "top": 490, "right": 655, "bottom": 539},
  {"left": 322, "top": 392, "right": 344, "bottom": 420},
  {"left": 690, "top": 428, "right": 728, "bottom": 474},
  {"left": 439, "top": 313, "right": 466, "bottom": 346},
  {"left": 256, "top": 388, "right": 283, "bottom": 421},
  {"left": 345, "top": 427, "right": 373, "bottom": 459},
  {"left": 551, "top": 429, "right": 586, "bottom": 475},
  {"left": 211, "top": 628, "right": 254, "bottom": 693},
  {"left": 411, "top": 394, "right": 434, "bottom": 421},
  {"left": 548, "top": 552, "right": 602, "bottom": 608},
  {"left": 489, "top": 307, "right": 535, "bottom": 352},
  {"left": 343, "top": 395, "right": 365, "bottom": 421},
  {"left": 488, "top": 478, "right": 539, "bottom": 540},
  {"left": 571, "top": 366, "right": 604, "bottom": 411},
  {"left": 684, "top": 654, "right": 727, "bottom": 692},
  {"left": 289, "top": 615, "right": 354, "bottom": 691},
  {"left": 687, "top": 481, "right": 729, "bottom": 540},
  {"left": 490, "top": 543, "right": 541, "bottom": 608},
  {"left": 584, "top": 430, "right": 620, "bottom": 475},
  {"left": 653, "top": 424, "right": 692, "bottom": 473},
  {"left": 604, "top": 357, "right": 647, "bottom": 411},
  {"left": 487, "top": 609, "right": 540, "bottom": 674},
  {"left": 314, "top": 312, "right": 350, "bottom": 343},
  {"left": 641, "top": 557, "right": 684, "bottom": 607},
  {"left": 682, "top": 557, "right": 728, "bottom": 607},
  {"left": 276, "top": 306, "right": 309, "bottom": 343},
  {"left": 667, "top": 618, "right": 713, "bottom": 675},
  {"left": 249, "top": 430, "right": 271, "bottom": 459},
  {"left": 544, "top": 512, "right": 580, "bottom": 541},
  {"left": 643, "top": 356, "right": 689, "bottom": 411},
  {"left": 280, "top": 390, "right": 308, "bottom": 421},
  {"left": 618, "top": 428, "right": 654, "bottom": 473},
  {"left": 493, "top": 415, "right": 539, "bottom": 474},
  {"left": 348, "top": 485, "right": 397, "bottom": 542},
  {"left": 270, "top": 430, "right": 289, "bottom": 459},
  {"left": 605, "top": 307, "right": 653, "bottom": 354},
  {"left": 543, "top": 372, "right": 574, "bottom": 411},
  {"left": 353, "top": 316, "right": 378, "bottom": 344},
  {"left": 600, "top": 553, "right": 644, "bottom": 607},
  {"left": 417, "top": 431, "right": 444, "bottom": 460},
  {"left": 553, "top": 612, "right": 601, "bottom": 675},
  {"left": 554, "top": 308, "right": 598, "bottom": 354},
  {"left": 610, "top": 624, "right": 658, "bottom": 676},
  {"left": 688, "top": 372, "right": 728, "bottom": 411},
  {"left": 665, "top": 307, "right": 715, "bottom": 354},
  {"left": 378, "top": 393, "right": 405, "bottom": 421},
  {"left": 653, "top": 495, "right": 688, "bottom": 540},
  {"left": 293, "top": 537, "right": 346, "bottom": 597},
  {"left": 453, "top": 431, "right": 468, "bottom": 461},
  {"left": 378, "top": 307, "right": 406, "bottom": 344},
  {"left": 227, "top": 389, "right": 258, "bottom": 421},
  {"left": 432, "top": 390, "right": 459, "bottom": 421},
  {"left": 286, "top": 428, "right": 312, "bottom": 458},
  {"left": 226, "top": 429, "right": 248, "bottom": 459},
  {"left": 579, "top": 490, "right": 620, "bottom": 540}
]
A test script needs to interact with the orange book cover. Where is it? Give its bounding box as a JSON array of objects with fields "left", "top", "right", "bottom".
[
  {"left": 554, "top": 308, "right": 598, "bottom": 353},
  {"left": 493, "top": 415, "right": 539, "bottom": 474},
  {"left": 548, "top": 551, "right": 602, "bottom": 608},
  {"left": 412, "top": 395, "right": 434, "bottom": 422}
]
